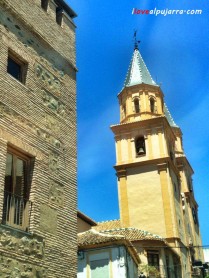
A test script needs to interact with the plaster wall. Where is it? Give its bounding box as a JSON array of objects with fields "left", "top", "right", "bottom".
[
  {"left": 115, "top": 121, "right": 170, "bottom": 167},
  {"left": 151, "top": 130, "right": 161, "bottom": 158},
  {"left": 170, "top": 169, "right": 185, "bottom": 243},
  {"left": 121, "top": 137, "right": 129, "bottom": 162},
  {"left": 78, "top": 217, "right": 93, "bottom": 233},
  {"left": 180, "top": 169, "right": 204, "bottom": 261},
  {"left": 125, "top": 165, "right": 167, "bottom": 237}
]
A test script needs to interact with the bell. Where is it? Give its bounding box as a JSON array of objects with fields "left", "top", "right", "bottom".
[{"left": 138, "top": 147, "right": 144, "bottom": 154}]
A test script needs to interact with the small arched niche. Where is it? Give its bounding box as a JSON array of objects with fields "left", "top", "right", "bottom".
[
  {"left": 150, "top": 97, "right": 155, "bottom": 113},
  {"left": 134, "top": 98, "right": 140, "bottom": 113},
  {"left": 135, "top": 137, "right": 146, "bottom": 155}
]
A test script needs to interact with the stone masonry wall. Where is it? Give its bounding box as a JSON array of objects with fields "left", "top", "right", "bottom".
[{"left": 0, "top": 0, "right": 77, "bottom": 277}]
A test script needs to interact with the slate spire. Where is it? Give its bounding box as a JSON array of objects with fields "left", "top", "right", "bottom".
[
  {"left": 163, "top": 103, "right": 178, "bottom": 127},
  {"left": 123, "top": 47, "right": 156, "bottom": 88}
]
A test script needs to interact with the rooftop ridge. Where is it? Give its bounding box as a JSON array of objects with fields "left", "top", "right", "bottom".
[
  {"left": 97, "top": 219, "right": 120, "bottom": 224},
  {"left": 91, "top": 228, "right": 125, "bottom": 238},
  {"left": 97, "top": 227, "right": 165, "bottom": 240}
]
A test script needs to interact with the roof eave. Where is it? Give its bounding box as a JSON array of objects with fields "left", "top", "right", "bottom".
[
  {"left": 54, "top": 0, "right": 77, "bottom": 18},
  {"left": 78, "top": 239, "right": 140, "bottom": 265},
  {"left": 77, "top": 211, "right": 97, "bottom": 226}
]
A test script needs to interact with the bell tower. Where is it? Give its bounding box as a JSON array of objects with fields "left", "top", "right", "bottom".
[{"left": 111, "top": 41, "right": 203, "bottom": 268}]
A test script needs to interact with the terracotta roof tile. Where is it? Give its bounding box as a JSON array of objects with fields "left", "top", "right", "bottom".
[
  {"left": 100, "top": 228, "right": 165, "bottom": 242},
  {"left": 95, "top": 220, "right": 121, "bottom": 231},
  {"left": 78, "top": 229, "right": 124, "bottom": 247},
  {"left": 78, "top": 229, "right": 141, "bottom": 264},
  {"left": 95, "top": 220, "right": 166, "bottom": 242}
]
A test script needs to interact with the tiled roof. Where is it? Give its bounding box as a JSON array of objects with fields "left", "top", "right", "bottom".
[
  {"left": 95, "top": 220, "right": 121, "bottom": 231},
  {"left": 78, "top": 229, "right": 141, "bottom": 264},
  {"left": 99, "top": 227, "right": 165, "bottom": 242},
  {"left": 123, "top": 48, "right": 156, "bottom": 89},
  {"left": 95, "top": 220, "right": 166, "bottom": 242},
  {"left": 78, "top": 229, "right": 124, "bottom": 247}
]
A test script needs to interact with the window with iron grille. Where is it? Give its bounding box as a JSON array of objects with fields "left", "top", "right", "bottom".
[
  {"left": 2, "top": 147, "right": 33, "bottom": 231},
  {"left": 147, "top": 251, "right": 160, "bottom": 270}
]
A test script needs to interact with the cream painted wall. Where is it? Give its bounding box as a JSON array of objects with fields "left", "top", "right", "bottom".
[
  {"left": 170, "top": 169, "right": 186, "bottom": 243},
  {"left": 115, "top": 123, "right": 172, "bottom": 166},
  {"left": 182, "top": 194, "right": 194, "bottom": 245},
  {"left": 179, "top": 243, "right": 191, "bottom": 278},
  {"left": 179, "top": 168, "right": 204, "bottom": 261},
  {"left": 151, "top": 131, "right": 161, "bottom": 158},
  {"left": 125, "top": 165, "right": 167, "bottom": 237},
  {"left": 121, "top": 137, "right": 129, "bottom": 162}
]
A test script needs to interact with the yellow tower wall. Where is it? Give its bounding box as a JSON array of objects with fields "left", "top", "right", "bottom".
[{"left": 125, "top": 165, "right": 167, "bottom": 237}]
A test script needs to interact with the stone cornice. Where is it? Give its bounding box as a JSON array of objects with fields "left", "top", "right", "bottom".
[
  {"left": 176, "top": 156, "right": 194, "bottom": 174},
  {"left": 114, "top": 156, "right": 180, "bottom": 178}
]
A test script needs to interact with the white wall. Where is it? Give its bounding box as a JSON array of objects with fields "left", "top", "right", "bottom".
[
  {"left": 204, "top": 249, "right": 209, "bottom": 263},
  {"left": 77, "top": 246, "right": 138, "bottom": 278}
]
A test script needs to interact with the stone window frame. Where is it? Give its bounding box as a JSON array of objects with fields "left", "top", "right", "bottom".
[
  {"left": 56, "top": 6, "right": 64, "bottom": 26},
  {"left": 41, "top": 0, "right": 49, "bottom": 11},
  {"left": 2, "top": 145, "right": 33, "bottom": 232},
  {"left": 7, "top": 50, "right": 28, "bottom": 84}
]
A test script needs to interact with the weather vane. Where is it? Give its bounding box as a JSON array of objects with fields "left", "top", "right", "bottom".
[{"left": 134, "top": 30, "right": 140, "bottom": 50}]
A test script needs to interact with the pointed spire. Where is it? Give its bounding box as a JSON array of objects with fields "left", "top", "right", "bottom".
[
  {"left": 123, "top": 45, "right": 156, "bottom": 88},
  {"left": 133, "top": 30, "right": 140, "bottom": 50},
  {"left": 164, "top": 103, "right": 178, "bottom": 127}
]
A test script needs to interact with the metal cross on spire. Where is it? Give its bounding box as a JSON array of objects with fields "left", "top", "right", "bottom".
[{"left": 134, "top": 30, "right": 140, "bottom": 50}]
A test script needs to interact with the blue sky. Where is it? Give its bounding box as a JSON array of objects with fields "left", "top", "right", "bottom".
[{"left": 67, "top": 0, "right": 209, "bottom": 245}]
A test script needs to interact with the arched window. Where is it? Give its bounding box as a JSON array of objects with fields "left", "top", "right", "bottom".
[
  {"left": 134, "top": 99, "right": 140, "bottom": 113},
  {"left": 135, "top": 137, "right": 146, "bottom": 155},
  {"left": 150, "top": 98, "right": 155, "bottom": 113},
  {"left": 122, "top": 104, "right": 126, "bottom": 118}
]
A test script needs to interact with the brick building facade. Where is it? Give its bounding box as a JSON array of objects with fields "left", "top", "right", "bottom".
[{"left": 0, "top": 0, "right": 77, "bottom": 277}]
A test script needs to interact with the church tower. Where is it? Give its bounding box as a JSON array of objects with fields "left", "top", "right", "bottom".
[{"left": 111, "top": 43, "right": 203, "bottom": 271}]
